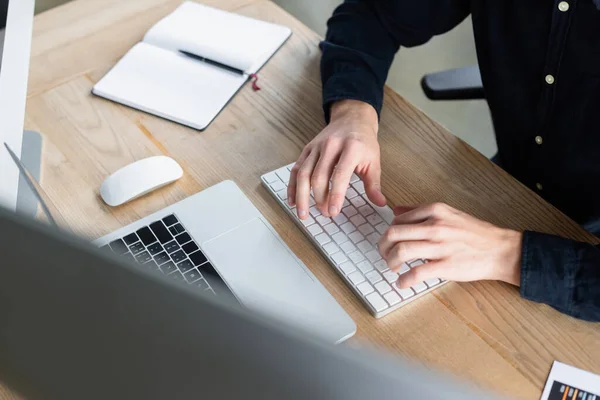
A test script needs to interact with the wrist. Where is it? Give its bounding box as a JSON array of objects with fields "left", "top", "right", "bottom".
[
  {"left": 496, "top": 229, "right": 523, "bottom": 286},
  {"left": 330, "top": 100, "right": 379, "bottom": 135}
]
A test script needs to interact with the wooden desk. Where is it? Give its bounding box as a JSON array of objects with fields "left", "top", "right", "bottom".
[{"left": 12, "top": 0, "right": 600, "bottom": 398}]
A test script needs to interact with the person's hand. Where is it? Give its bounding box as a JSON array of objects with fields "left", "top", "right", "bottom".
[
  {"left": 377, "top": 203, "right": 523, "bottom": 288},
  {"left": 287, "top": 100, "right": 386, "bottom": 220}
]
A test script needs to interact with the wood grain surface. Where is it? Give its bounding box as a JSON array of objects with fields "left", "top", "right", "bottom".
[{"left": 5, "top": 0, "right": 598, "bottom": 398}]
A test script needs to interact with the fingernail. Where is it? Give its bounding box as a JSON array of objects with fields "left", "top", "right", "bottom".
[
  {"left": 328, "top": 205, "right": 338, "bottom": 216},
  {"left": 298, "top": 209, "right": 307, "bottom": 218}
]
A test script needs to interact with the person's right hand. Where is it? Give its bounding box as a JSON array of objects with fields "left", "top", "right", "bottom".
[{"left": 287, "top": 99, "right": 386, "bottom": 220}]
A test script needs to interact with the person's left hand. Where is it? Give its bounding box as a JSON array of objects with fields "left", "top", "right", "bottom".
[{"left": 377, "top": 203, "right": 523, "bottom": 289}]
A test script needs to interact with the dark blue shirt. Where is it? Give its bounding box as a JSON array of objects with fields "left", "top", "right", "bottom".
[{"left": 320, "top": 0, "right": 600, "bottom": 321}]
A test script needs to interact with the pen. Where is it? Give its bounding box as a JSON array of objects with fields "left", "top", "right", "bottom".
[{"left": 179, "top": 50, "right": 245, "bottom": 75}]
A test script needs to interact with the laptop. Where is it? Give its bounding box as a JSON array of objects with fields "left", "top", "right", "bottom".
[
  {"left": 0, "top": 208, "right": 502, "bottom": 400},
  {"left": 5, "top": 145, "right": 356, "bottom": 343}
]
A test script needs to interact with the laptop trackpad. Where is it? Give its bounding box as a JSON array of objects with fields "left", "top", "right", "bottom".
[{"left": 202, "top": 218, "right": 325, "bottom": 318}]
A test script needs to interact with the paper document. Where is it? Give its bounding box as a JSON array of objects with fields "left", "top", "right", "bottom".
[{"left": 541, "top": 361, "right": 600, "bottom": 400}]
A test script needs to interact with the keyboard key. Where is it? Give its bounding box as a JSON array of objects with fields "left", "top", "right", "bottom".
[
  {"left": 342, "top": 206, "right": 358, "bottom": 218},
  {"left": 123, "top": 233, "right": 139, "bottom": 245},
  {"left": 332, "top": 213, "right": 348, "bottom": 225},
  {"left": 425, "top": 278, "right": 441, "bottom": 287},
  {"left": 198, "top": 262, "right": 219, "bottom": 278},
  {"left": 356, "top": 261, "right": 374, "bottom": 274},
  {"left": 169, "top": 223, "right": 185, "bottom": 236},
  {"left": 190, "top": 250, "right": 208, "bottom": 266},
  {"left": 309, "top": 206, "right": 321, "bottom": 217},
  {"left": 332, "top": 232, "right": 348, "bottom": 245},
  {"left": 136, "top": 227, "right": 157, "bottom": 246},
  {"left": 315, "top": 233, "right": 331, "bottom": 245},
  {"left": 352, "top": 181, "right": 365, "bottom": 194},
  {"left": 346, "top": 187, "right": 358, "bottom": 199},
  {"left": 164, "top": 240, "right": 180, "bottom": 254},
  {"left": 357, "top": 240, "right": 374, "bottom": 254},
  {"left": 356, "top": 281, "right": 374, "bottom": 296},
  {"left": 331, "top": 252, "right": 348, "bottom": 265},
  {"left": 182, "top": 241, "right": 199, "bottom": 254},
  {"left": 383, "top": 270, "right": 399, "bottom": 283},
  {"left": 365, "top": 292, "right": 388, "bottom": 312},
  {"left": 347, "top": 271, "right": 365, "bottom": 285},
  {"left": 364, "top": 197, "right": 394, "bottom": 224},
  {"left": 277, "top": 189, "right": 288, "bottom": 201},
  {"left": 338, "top": 261, "right": 356, "bottom": 275},
  {"left": 134, "top": 251, "right": 152, "bottom": 264},
  {"left": 374, "top": 260, "right": 389, "bottom": 273},
  {"left": 358, "top": 224, "right": 375, "bottom": 236},
  {"left": 184, "top": 268, "right": 202, "bottom": 283},
  {"left": 348, "top": 251, "right": 365, "bottom": 264},
  {"left": 169, "top": 271, "right": 185, "bottom": 282},
  {"left": 129, "top": 242, "right": 145, "bottom": 255},
  {"left": 143, "top": 260, "right": 159, "bottom": 270},
  {"left": 348, "top": 231, "right": 364, "bottom": 244},
  {"left": 301, "top": 216, "right": 315, "bottom": 227},
  {"left": 160, "top": 261, "right": 177, "bottom": 274},
  {"left": 307, "top": 224, "right": 323, "bottom": 236},
  {"left": 162, "top": 214, "right": 178, "bottom": 227},
  {"left": 121, "top": 253, "right": 135, "bottom": 263},
  {"left": 398, "top": 264, "right": 410, "bottom": 275},
  {"left": 171, "top": 250, "right": 187, "bottom": 264},
  {"left": 309, "top": 197, "right": 316, "bottom": 207},
  {"left": 358, "top": 204, "right": 375, "bottom": 216},
  {"left": 375, "top": 223, "right": 389, "bottom": 235},
  {"left": 366, "top": 232, "right": 381, "bottom": 246},
  {"left": 340, "top": 222, "right": 356, "bottom": 234},
  {"left": 350, "top": 196, "right": 366, "bottom": 208},
  {"left": 350, "top": 173, "right": 360, "bottom": 183},
  {"left": 177, "top": 259, "right": 195, "bottom": 273},
  {"left": 342, "top": 199, "right": 350, "bottom": 208},
  {"left": 365, "top": 270, "right": 383, "bottom": 284},
  {"left": 384, "top": 291, "right": 402, "bottom": 306},
  {"left": 147, "top": 242, "right": 163, "bottom": 255},
  {"left": 340, "top": 241, "right": 356, "bottom": 254},
  {"left": 349, "top": 215, "right": 366, "bottom": 227},
  {"left": 175, "top": 232, "right": 192, "bottom": 245},
  {"left": 374, "top": 280, "right": 392, "bottom": 295},
  {"left": 270, "top": 180, "right": 285, "bottom": 192},
  {"left": 365, "top": 249, "right": 382, "bottom": 263},
  {"left": 323, "top": 242, "right": 339, "bottom": 255},
  {"left": 149, "top": 221, "right": 173, "bottom": 244},
  {"left": 395, "top": 286, "right": 415, "bottom": 300},
  {"left": 109, "top": 239, "right": 129, "bottom": 255},
  {"left": 412, "top": 282, "right": 427, "bottom": 293},
  {"left": 263, "top": 172, "right": 279, "bottom": 184},
  {"left": 316, "top": 215, "right": 331, "bottom": 226},
  {"left": 154, "top": 252, "right": 170, "bottom": 265},
  {"left": 194, "top": 278, "right": 211, "bottom": 291},
  {"left": 275, "top": 167, "right": 291, "bottom": 183},
  {"left": 409, "top": 259, "right": 425, "bottom": 268},
  {"left": 366, "top": 213, "right": 383, "bottom": 226},
  {"left": 324, "top": 223, "right": 340, "bottom": 235}
]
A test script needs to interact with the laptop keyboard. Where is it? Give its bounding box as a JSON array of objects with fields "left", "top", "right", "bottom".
[
  {"left": 262, "top": 163, "right": 446, "bottom": 318},
  {"left": 100, "top": 214, "right": 225, "bottom": 296}
]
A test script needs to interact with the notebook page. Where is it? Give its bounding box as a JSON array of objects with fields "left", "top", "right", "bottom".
[
  {"left": 92, "top": 43, "right": 246, "bottom": 130},
  {"left": 143, "top": 1, "right": 291, "bottom": 74}
]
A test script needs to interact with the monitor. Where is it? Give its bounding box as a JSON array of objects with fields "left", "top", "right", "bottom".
[{"left": 0, "top": 0, "right": 35, "bottom": 212}]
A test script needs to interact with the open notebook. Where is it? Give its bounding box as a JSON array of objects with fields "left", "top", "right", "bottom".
[{"left": 93, "top": 2, "right": 291, "bottom": 130}]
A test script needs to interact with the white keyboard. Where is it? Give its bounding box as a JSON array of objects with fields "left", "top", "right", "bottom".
[{"left": 261, "top": 163, "right": 446, "bottom": 318}]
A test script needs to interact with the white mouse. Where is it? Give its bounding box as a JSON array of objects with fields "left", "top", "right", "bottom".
[{"left": 100, "top": 156, "right": 183, "bottom": 207}]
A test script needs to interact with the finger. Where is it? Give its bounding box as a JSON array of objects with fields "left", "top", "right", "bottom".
[
  {"left": 311, "top": 139, "right": 343, "bottom": 216},
  {"left": 393, "top": 205, "right": 418, "bottom": 216},
  {"left": 287, "top": 148, "right": 311, "bottom": 206},
  {"left": 328, "top": 146, "right": 361, "bottom": 217},
  {"left": 385, "top": 241, "right": 446, "bottom": 272},
  {"left": 396, "top": 261, "right": 446, "bottom": 288},
  {"left": 295, "top": 150, "right": 320, "bottom": 220},
  {"left": 378, "top": 222, "right": 442, "bottom": 260},
  {"left": 360, "top": 163, "right": 386, "bottom": 207},
  {"left": 392, "top": 203, "right": 450, "bottom": 225}
]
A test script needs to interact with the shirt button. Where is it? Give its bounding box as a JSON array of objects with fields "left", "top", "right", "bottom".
[
  {"left": 536, "top": 183, "right": 543, "bottom": 191},
  {"left": 558, "top": 1, "right": 570, "bottom": 11},
  {"left": 535, "top": 136, "right": 543, "bottom": 145},
  {"left": 545, "top": 74, "right": 555, "bottom": 85}
]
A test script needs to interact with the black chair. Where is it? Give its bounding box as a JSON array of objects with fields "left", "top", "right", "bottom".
[{"left": 421, "top": 65, "right": 484, "bottom": 100}]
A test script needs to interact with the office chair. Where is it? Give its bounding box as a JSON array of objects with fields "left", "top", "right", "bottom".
[{"left": 421, "top": 65, "right": 484, "bottom": 100}]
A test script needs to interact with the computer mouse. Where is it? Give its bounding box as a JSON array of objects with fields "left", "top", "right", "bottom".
[{"left": 100, "top": 156, "right": 183, "bottom": 207}]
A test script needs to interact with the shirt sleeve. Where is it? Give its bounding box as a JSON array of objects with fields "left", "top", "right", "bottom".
[
  {"left": 320, "top": 0, "right": 471, "bottom": 122},
  {"left": 520, "top": 230, "right": 600, "bottom": 322}
]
